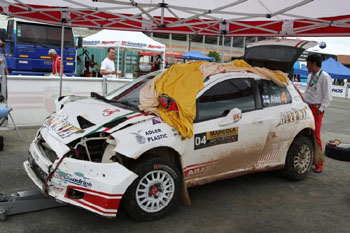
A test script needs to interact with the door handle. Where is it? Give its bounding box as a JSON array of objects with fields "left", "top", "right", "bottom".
[{"left": 252, "top": 120, "right": 263, "bottom": 125}]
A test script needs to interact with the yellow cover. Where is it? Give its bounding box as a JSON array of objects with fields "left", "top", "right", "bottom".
[
  {"left": 139, "top": 59, "right": 290, "bottom": 139},
  {"left": 155, "top": 62, "right": 206, "bottom": 138}
]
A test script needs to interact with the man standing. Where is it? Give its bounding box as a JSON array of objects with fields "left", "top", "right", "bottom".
[
  {"left": 48, "top": 49, "right": 62, "bottom": 75},
  {"left": 100, "top": 47, "right": 117, "bottom": 79},
  {"left": 304, "top": 53, "right": 332, "bottom": 173},
  {"left": 0, "top": 40, "right": 8, "bottom": 92}
]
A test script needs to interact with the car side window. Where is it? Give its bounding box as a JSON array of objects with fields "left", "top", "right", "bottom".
[
  {"left": 258, "top": 80, "right": 292, "bottom": 107},
  {"left": 196, "top": 78, "right": 256, "bottom": 122}
]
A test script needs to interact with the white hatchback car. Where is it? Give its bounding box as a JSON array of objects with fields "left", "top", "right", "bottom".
[{"left": 24, "top": 39, "right": 319, "bottom": 221}]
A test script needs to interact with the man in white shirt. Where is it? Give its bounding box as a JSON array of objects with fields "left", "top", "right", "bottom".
[
  {"left": 304, "top": 53, "right": 332, "bottom": 173},
  {"left": 100, "top": 47, "right": 117, "bottom": 79}
]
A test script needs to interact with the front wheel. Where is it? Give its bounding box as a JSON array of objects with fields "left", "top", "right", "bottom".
[
  {"left": 122, "top": 156, "right": 182, "bottom": 221},
  {"left": 282, "top": 136, "right": 314, "bottom": 181}
]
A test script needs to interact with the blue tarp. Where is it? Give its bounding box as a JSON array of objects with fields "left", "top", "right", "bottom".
[
  {"left": 182, "top": 50, "right": 215, "bottom": 62},
  {"left": 294, "top": 57, "right": 350, "bottom": 79}
]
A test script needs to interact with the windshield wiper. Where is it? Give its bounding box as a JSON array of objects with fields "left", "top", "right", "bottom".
[{"left": 90, "top": 92, "right": 138, "bottom": 110}]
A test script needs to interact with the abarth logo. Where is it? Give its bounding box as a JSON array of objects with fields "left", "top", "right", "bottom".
[{"left": 102, "top": 108, "right": 120, "bottom": 117}]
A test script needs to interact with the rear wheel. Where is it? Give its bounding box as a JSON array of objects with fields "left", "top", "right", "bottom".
[
  {"left": 122, "top": 156, "right": 182, "bottom": 221},
  {"left": 283, "top": 136, "right": 314, "bottom": 181}
]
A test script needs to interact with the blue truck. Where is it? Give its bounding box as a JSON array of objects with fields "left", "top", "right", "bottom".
[{"left": 0, "top": 19, "right": 76, "bottom": 76}]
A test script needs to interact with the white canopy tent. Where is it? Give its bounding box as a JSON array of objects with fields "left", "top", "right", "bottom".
[
  {"left": 83, "top": 29, "right": 166, "bottom": 74},
  {"left": 1, "top": 0, "right": 350, "bottom": 37},
  {"left": 1, "top": 0, "right": 350, "bottom": 96}
]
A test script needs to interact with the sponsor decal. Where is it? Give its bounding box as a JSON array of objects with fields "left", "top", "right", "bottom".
[
  {"left": 145, "top": 128, "right": 168, "bottom": 142},
  {"left": 54, "top": 169, "right": 92, "bottom": 188},
  {"left": 121, "top": 41, "right": 147, "bottom": 48},
  {"left": 131, "top": 130, "right": 147, "bottom": 144},
  {"left": 131, "top": 128, "right": 168, "bottom": 144},
  {"left": 102, "top": 108, "right": 120, "bottom": 117},
  {"left": 51, "top": 185, "right": 65, "bottom": 192},
  {"left": 152, "top": 117, "right": 162, "bottom": 125},
  {"left": 83, "top": 40, "right": 100, "bottom": 46},
  {"left": 194, "top": 127, "right": 239, "bottom": 150},
  {"left": 183, "top": 160, "right": 218, "bottom": 178},
  {"left": 184, "top": 164, "right": 216, "bottom": 177},
  {"left": 148, "top": 44, "right": 164, "bottom": 49},
  {"left": 278, "top": 107, "right": 307, "bottom": 126},
  {"left": 44, "top": 116, "right": 84, "bottom": 138},
  {"left": 101, "top": 41, "right": 117, "bottom": 45},
  {"left": 263, "top": 91, "right": 288, "bottom": 104},
  {"left": 233, "top": 113, "right": 241, "bottom": 122},
  {"left": 332, "top": 88, "right": 343, "bottom": 93},
  {"left": 262, "top": 95, "right": 270, "bottom": 104}
]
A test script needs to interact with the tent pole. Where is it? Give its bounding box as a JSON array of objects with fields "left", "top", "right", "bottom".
[
  {"left": 221, "top": 34, "right": 224, "bottom": 64},
  {"left": 117, "top": 46, "right": 120, "bottom": 77},
  {"left": 59, "top": 23, "right": 65, "bottom": 97},
  {"left": 162, "top": 51, "right": 165, "bottom": 69}
]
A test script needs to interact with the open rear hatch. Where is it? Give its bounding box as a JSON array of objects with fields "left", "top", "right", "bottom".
[{"left": 243, "top": 39, "right": 318, "bottom": 74}]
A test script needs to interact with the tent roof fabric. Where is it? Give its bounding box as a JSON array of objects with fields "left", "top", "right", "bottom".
[
  {"left": 294, "top": 57, "right": 350, "bottom": 79},
  {"left": 182, "top": 50, "right": 215, "bottom": 62},
  {"left": 83, "top": 29, "right": 165, "bottom": 52},
  {"left": 1, "top": 0, "right": 350, "bottom": 36}
]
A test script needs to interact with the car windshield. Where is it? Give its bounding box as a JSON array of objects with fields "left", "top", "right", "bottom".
[{"left": 104, "top": 71, "right": 162, "bottom": 110}]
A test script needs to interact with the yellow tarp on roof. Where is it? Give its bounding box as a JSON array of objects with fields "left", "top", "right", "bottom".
[
  {"left": 139, "top": 60, "right": 290, "bottom": 139},
  {"left": 155, "top": 61, "right": 206, "bottom": 138}
]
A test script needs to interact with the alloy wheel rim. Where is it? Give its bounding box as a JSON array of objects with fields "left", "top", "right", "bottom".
[
  {"left": 293, "top": 144, "right": 312, "bottom": 174},
  {"left": 136, "top": 170, "right": 175, "bottom": 213}
]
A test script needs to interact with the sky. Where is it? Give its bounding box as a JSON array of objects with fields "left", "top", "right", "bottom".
[{"left": 292, "top": 37, "right": 350, "bottom": 56}]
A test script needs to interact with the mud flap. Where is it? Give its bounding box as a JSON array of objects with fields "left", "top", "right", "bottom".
[
  {"left": 313, "top": 134, "right": 325, "bottom": 165},
  {"left": 181, "top": 181, "right": 191, "bottom": 206}
]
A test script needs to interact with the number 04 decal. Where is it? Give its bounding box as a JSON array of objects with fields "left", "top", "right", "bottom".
[
  {"left": 195, "top": 134, "right": 207, "bottom": 146},
  {"left": 194, "top": 127, "right": 238, "bottom": 150}
]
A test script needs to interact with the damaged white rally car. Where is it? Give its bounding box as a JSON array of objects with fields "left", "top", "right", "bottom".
[{"left": 24, "top": 39, "right": 319, "bottom": 221}]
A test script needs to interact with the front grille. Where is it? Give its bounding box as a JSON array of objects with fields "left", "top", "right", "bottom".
[{"left": 28, "top": 152, "right": 48, "bottom": 183}]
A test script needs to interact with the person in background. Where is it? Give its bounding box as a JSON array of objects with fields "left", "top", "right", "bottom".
[
  {"left": 304, "top": 53, "right": 332, "bottom": 173},
  {"left": 48, "top": 49, "right": 62, "bottom": 75},
  {"left": 100, "top": 47, "right": 117, "bottom": 79},
  {"left": 0, "top": 40, "right": 8, "bottom": 92}
]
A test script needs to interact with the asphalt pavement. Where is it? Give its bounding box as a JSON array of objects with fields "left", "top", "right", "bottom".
[{"left": 0, "top": 97, "right": 349, "bottom": 233}]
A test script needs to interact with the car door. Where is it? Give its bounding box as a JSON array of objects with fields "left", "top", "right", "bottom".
[
  {"left": 182, "top": 77, "right": 272, "bottom": 184},
  {"left": 254, "top": 79, "right": 296, "bottom": 168}
]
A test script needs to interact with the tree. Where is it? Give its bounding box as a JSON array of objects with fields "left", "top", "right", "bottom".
[{"left": 208, "top": 51, "right": 221, "bottom": 62}]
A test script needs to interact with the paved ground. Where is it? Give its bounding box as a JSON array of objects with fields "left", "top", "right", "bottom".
[{"left": 0, "top": 97, "right": 349, "bottom": 233}]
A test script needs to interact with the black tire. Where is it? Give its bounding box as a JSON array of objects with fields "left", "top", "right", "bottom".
[
  {"left": 282, "top": 136, "right": 314, "bottom": 181},
  {"left": 0, "top": 135, "right": 3, "bottom": 151},
  {"left": 325, "top": 143, "right": 350, "bottom": 162},
  {"left": 122, "top": 156, "right": 182, "bottom": 221}
]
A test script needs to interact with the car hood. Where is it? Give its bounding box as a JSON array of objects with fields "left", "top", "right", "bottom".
[{"left": 42, "top": 97, "right": 153, "bottom": 145}]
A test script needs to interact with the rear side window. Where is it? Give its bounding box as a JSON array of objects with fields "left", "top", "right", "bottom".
[
  {"left": 196, "top": 78, "right": 256, "bottom": 122},
  {"left": 258, "top": 80, "right": 292, "bottom": 107}
]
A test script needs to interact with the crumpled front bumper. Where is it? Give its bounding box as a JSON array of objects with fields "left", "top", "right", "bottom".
[{"left": 24, "top": 133, "right": 137, "bottom": 217}]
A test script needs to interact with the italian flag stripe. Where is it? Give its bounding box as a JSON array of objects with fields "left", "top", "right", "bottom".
[
  {"left": 86, "top": 112, "right": 143, "bottom": 135},
  {"left": 298, "top": 41, "right": 310, "bottom": 49},
  {"left": 295, "top": 40, "right": 305, "bottom": 48}
]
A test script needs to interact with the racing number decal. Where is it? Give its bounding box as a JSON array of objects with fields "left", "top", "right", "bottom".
[
  {"left": 195, "top": 134, "right": 207, "bottom": 147},
  {"left": 281, "top": 91, "right": 287, "bottom": 104},
  {"left": 194, "top": 127, "right": 238, "bottom": 150}
]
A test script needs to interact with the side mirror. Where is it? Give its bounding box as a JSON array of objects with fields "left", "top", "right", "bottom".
[{"left": 219, "top": 108, "right": 242, "bottom": 126}]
